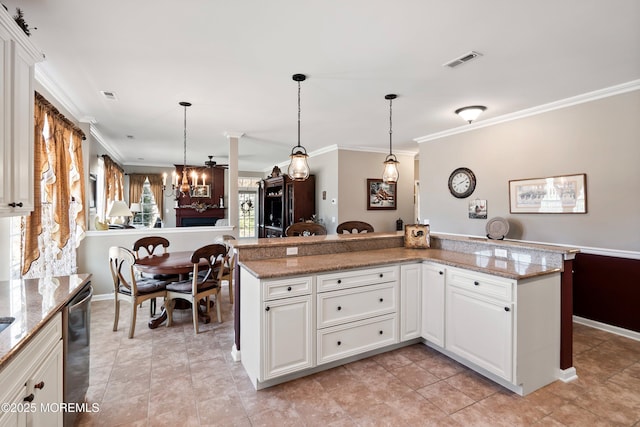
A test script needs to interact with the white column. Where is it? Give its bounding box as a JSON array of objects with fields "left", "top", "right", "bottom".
[{"left": 224, "top": 132, "right": 244, "bottom": 236}]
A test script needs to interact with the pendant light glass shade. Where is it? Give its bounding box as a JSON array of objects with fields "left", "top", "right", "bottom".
[
  {"left": 382, "top": 94, "right": 399, "bottom": 184},
  {"left": 455, "top": 105, "right": 486, "bottom": 123},
  {"left": 179, "top": 101, "right": 192, "bottom": 194},
  {"left": 288, "top": 74, "right": 310, "bottom": 181}
]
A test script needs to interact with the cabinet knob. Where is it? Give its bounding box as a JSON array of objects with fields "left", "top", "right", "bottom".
[
  {"left": 337, "top": 279, "right": 342, "bottom": 284},
  {"left": 474, "top": 281, "right": 480, "bottom": 286},
  {"left": 439, "top": 271, "right": 443, "bottom": 275},
  {"left": 379, "top": 330, "right": 384, "bottom": 335},
  {"left": 379, "top": 298, "right": 383, "bottom": 303},
  {"left": 265, "top": 306, "right": 270, "bottom": 312},
  {"left": 337, "top": 306, "right": 342, "bottom": 311},
  {"left": 34, "top": 381, "right": 45, "bottom": 390},
  {"left": 287, "top": 286, "right": 292, "bottom": 291},
  {"left": 23, "top": 393, "right": 35, "bottom": 402},
  {"left": 337, "top": 341, "right": 342, "bottom": 346},
  {"left": 379, "top": 273, "right": 383, "bottom": 278},
  {"left": 504, "top": 307, "right": 510, "bottom": 312}
]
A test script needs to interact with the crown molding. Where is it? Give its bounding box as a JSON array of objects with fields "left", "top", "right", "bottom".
[
  {"left": 415, "top": 79, "right": 640, "bottom": 144},
  {"left": 0, "top": 7, "right": 43, "bottom": 62},
  {"left": 34, "top": 65, "right": 85, "bottom": 122}
]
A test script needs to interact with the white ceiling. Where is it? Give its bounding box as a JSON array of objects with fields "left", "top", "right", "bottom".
[{"left": 4, "top": 0, "right": 640, "bottom": 172}]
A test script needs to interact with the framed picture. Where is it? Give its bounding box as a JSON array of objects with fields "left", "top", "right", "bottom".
[
  {"left": 469, "top": 199, "right": 487, "bottom": 219},
  {"left": 367, "top": 179, "right": 397, "bottom": 210},
  {"left": 509, "top": 173, "right": 587, "bottom": 214},
  {"left": 191, "top": 184, "right": 210, "bottom": 198}
]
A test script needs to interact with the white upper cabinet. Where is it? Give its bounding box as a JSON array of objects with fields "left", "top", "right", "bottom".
[{"left": 0, "top": 8, "right": 43, "bottom": 217}]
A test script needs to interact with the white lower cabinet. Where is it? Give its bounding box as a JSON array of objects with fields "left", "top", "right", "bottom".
[
  {"left": 421, "top": 262, "right": 445, "bottom": 347},
  {"left": 400, "top": 263, "right": 421, "bottom": 341},
  {"left": 0, "top": 313, "right": 63, "bottom": 427},
  {"left": 263, "top": 295, "right": 313, "bottom": 380},
  {"left": 443, "top": 266, "right": 560, "bottom": 395}
]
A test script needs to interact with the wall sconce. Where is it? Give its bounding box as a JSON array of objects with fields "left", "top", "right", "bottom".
[{"left": 455, "top": 105, "right": 486, "bottom": 124}]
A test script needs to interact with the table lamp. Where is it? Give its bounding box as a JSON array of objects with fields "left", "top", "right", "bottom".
[{"left": 107, "top": 200, "right": 133, "bottom": 224}]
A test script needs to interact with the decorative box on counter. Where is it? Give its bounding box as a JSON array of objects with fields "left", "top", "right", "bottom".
[{"left": 404, "top": 224, "right": 430, "bottom": 249}]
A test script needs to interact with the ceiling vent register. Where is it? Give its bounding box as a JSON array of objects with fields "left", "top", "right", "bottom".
[{"left": 443, "top": 51, "right": 482, "bottom": 68}]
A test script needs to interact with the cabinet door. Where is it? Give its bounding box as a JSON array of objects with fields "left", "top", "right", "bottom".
[
  {"left": 446, "top": 285, "right": 513, "bottom": 381},
  {"left": 29, "top": 340, "right": 63, "bottom": 427},
  {"left": 421, "top": 263, "right": 445, "bottom": 346},
  {"left": 263, "top": 295, "right": 313, "bottom": 380},
  {"left": 0, "top": 386, "right": 27, "bottom": 427},
  {"left": 400, "top": 263, "right": 421, "bottom": 341}
]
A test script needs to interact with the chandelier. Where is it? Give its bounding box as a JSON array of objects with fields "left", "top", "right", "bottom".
[
  {"left": 287, "top": 74, "right": 310, "bottom": 181},
  {"left": 382, "top": 94, "right": 399, "bottom": 184}
]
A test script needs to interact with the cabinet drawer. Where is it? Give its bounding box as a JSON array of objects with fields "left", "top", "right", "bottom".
[
  {"left": 317, "top": 314, "right": 398, "bottom": 365},
  {"left": 317, "top": 265, "right": 398, "bottom": 292},
  {"left": 447, "top": 267, "right": 514, "bottom": 302},
  {"left": 317, "top": 282, "right": 397, "bottom": 328},
  {"left": 263, "top": 276, "right": 312, "bottom": 301}
]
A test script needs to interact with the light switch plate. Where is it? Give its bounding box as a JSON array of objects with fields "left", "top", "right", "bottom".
[
  {"left": 286, "top": 247, "right": 298, "bottom": 256},
  {"left": 494, "top": 248, "right": 508, "bottom": 258}
]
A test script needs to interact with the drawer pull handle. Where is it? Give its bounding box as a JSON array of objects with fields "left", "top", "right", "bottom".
[
  {"left": 337, "top": 341, "right": 342, "bottom": 346},
  {"left": 474, "top": 281, "right": 480, "bottom": 286},
  {"left": 379, "top": 298, "right": 383, "bottom": 303},
  {"left": 439, "top": 271, "right": 443, "bottom": 275},
  {"left": 34, "top": 381, "right": 45, "bottom": 390},
  {"left": 265, "top": 306, "right": 270, "bottom": 312},
  {"left": 379, "top": 330, "right": 383, "bottom": 335},
  {"left": 24, "top": 393, "right": 35, "bottom": 402},
  {"left": 337, "top": 279, "right": 342, "bottom": 284},
  {"left": 504, "top": 307, "right": 510, "bottom": 312},
  {"left": 287, "top": 286, "right": 292, "bottom": 291},
  {"left": 9, "top": 202, "right": 23, "bottom": 208},
  {"left": 337, "top": 306, "right": 342, "bottom": 311}
]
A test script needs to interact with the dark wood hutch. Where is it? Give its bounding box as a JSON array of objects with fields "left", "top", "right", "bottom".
[
  {"left": 258, "top": 174, "right": 315, "bottom": 237},
  {"left": 173, "top": 164, "right": 226, "bottom": 227}
]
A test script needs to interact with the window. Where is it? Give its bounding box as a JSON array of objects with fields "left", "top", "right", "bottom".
[{"left": 238, "top": 177, "right": 261, "bottom": 238}]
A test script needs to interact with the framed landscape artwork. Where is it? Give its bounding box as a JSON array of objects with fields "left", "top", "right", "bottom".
[
  {"left": 509, "top": 173, "right": 587, "bottom": 214},
  {"left": 191, "top": 184, "right": 210, "bottom": 198},
  {"left": 367, "top": 178, "right": 397, "bottom": 210}
]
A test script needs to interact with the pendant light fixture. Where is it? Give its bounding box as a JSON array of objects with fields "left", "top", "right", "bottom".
[
  {"left": 288, "top": 73, "right": 310, "bottom": 181},
  {"left": 382, "top": 94, "right": 399, "bottom": 184},
  {"left": 455, "top": 105, "right": 486, "bottom": 124},
  {"left": 179, "top": 101, "right": 192, "bottom": 194}
]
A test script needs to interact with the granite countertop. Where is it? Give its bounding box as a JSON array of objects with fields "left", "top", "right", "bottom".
[
  {"left": 0, "top": 273, "right": 92, "bottom": 367},
  {"left": 240, "top": 247, "right": 561, "bottom": 280}
]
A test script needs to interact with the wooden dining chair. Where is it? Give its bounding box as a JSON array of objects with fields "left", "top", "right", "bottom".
[
  {"left": 165, "top": 244, "right": 226, "bottom": 334},
  {"left": 108, "top": 246, "right": 168, "bottom": 339},
  {"left": 285, "top": 222, "right": 327, "bottom": 236},
  {"left": 132, "top": 236, "right": 178, "bottom": 315},
  {"left": 336, "top": 221, "right": 375, "bottom": 234}
]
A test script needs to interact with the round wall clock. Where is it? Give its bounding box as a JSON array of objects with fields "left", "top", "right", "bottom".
[{"left": 448, "top": 167, "right": 476, "bottom": 198}]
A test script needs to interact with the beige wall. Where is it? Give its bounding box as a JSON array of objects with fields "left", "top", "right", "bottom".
[
  {"left": 419, "top": 90, "right": 640, "bottom": 252},
  {"left": 338, "top": 150, "right": 416, "bottom": 233}
]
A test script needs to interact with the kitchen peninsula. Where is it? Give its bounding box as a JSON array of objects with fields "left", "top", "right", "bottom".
[{"left": 232, "top": 232, "right": 578, "bottom": 396}]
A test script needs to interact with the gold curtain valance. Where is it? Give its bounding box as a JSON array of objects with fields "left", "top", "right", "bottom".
[{"left": 34, "top": 91, "right": 86, "bottom": 140}]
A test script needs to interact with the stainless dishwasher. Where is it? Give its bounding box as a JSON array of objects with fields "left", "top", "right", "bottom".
[{"left": 62, "top": 281, "right": 92, "bottom": 427}]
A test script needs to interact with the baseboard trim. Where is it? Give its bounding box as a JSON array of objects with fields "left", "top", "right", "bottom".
[
  {"left": 558, "top": 367, "right": 578, "bottom": 383},
  {"left": 230, "top": 344, "right": 241, "bottom": 362},
  {"left": 573, "top": 316, "right": 640, "bottom": 342}
]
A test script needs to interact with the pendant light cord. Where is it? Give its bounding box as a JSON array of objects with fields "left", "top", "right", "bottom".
[
  {"left": 388, "top": 97, "right": 393, "bottom": 155},
  {"left": 297, "top": 80, "right": 301, "bottom": 148},
  {"left": 183, "top": 105, "right": 188, "bottom": 167}
]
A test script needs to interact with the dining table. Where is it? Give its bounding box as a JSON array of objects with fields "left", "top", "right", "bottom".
[{"left": 135, "top": 251, "right": 212, "bottom": 329}]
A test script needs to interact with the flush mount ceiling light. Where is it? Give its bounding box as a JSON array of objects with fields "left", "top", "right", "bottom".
[
  {"left": 287, "top": 73, "right": 310, "bottom": 181},
  {"left": 455, "top": 105, "right": 486, "bottom": 124},
  {"left": 382, "top": 94, "right": 399, "bottom": 184},
  {"left": 179, "top": 101, "right": 192, "bottom": 194}
]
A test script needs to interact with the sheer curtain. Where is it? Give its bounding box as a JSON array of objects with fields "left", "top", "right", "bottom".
[{"left": 21, "top": 92, "right": 86, "bottom": 278}]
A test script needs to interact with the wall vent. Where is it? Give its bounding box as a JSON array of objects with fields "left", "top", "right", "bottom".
[
  {"left": 100, "top": 90, "right": 118, "bottom": 100},
  {"left": 443, "top": 51, "right": 483, "bottom": 68}
]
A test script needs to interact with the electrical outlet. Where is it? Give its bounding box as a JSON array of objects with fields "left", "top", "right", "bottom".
[
  {"left": 286, "top": 247, "right": 298, "bottom": 256},
  {"left": 494, "top": 248, "right": 508, "bottom": 258}
]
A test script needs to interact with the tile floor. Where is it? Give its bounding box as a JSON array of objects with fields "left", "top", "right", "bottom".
[{"left": 79, "top": 290, "right": 640, "bottom": 426}]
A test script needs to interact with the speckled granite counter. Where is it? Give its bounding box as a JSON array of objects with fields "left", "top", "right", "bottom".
[
  {"left": 240, "top": 247, "right": 562, "bottom": 280},
  {"left": 0, "top": 274, "right": 92, "bottom": 367}
]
